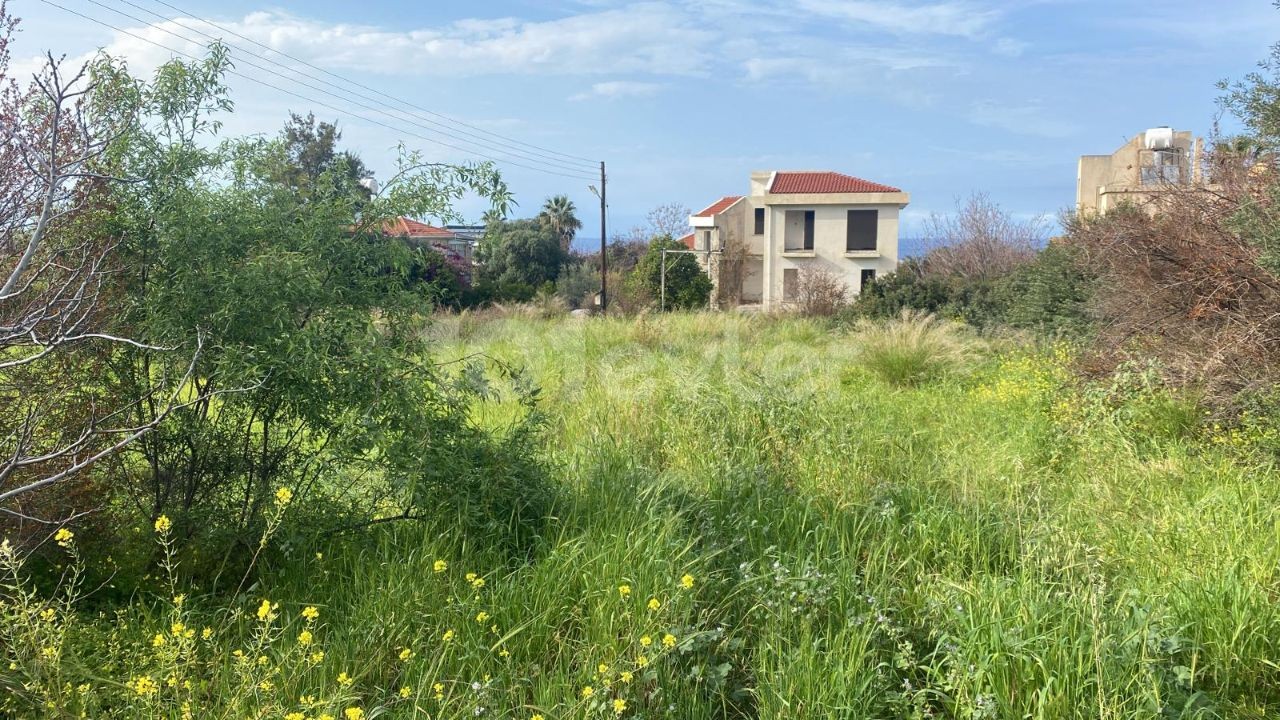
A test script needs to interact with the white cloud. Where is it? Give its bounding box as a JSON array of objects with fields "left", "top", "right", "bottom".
[
  {"left": 967, "top": 100, "right": 1077, "bottom": 138},
  {"left": 570, "top": 80, "right": 663, "bottom": 101},
  {"left": 794, "top": 0, "right": 1000, "bottom": 38},
  {"left": 89, "top": 5, "right": 716, "bottom": 79},
  {"left": 993, "top": 37, "right": 1028, "bottom": 57}
]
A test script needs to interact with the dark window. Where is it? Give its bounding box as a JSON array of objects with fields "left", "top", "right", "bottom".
[
  {"left": 847, "top": 210, "right": 878, "bottom": 251},
  {"left": 860, "top": 269, "right": 876, "bottom": 289},
  {"left": 783, "top": 268, "right": 798, "bottom": 301},
  {"left": 754, "top": 207, "right": 765, "bottom": 235},
  {"left": 803, "top": 210, "right": 814, "bottom": 250}
]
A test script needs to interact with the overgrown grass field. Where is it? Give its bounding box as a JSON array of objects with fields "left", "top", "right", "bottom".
[{"left": 7, "top": 313, "right": 1280, "bottom": 719}]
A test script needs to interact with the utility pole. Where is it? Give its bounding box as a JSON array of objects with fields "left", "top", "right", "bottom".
[{"left": 599, "top": 161, "right": 607, "bottom": 314}]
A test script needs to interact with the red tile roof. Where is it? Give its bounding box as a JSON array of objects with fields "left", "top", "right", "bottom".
[
  {"left": 678, "top": 232, "right": 695, "bottom": 249},
  {"left": 380, "top": 217, "right": 456, "bottom": 238},
  {"left": 770, "top": 171, "right": 901, "bottom": 194},
  {"left": 693, "top": 195, "right": 743, "bottom": 217}
]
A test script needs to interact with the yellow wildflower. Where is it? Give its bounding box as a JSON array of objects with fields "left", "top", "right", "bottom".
[
  {"left": 597, "top": 662, "right": 610, "bottom": 675},
  {"left": 433, "top": 682, "right": 445, "bottom": 701},
  {"left": 434, "top": 559, "right": 447, "bottom": 573},
  {"left": 274, "top": 487, "right": 294, "bottom": 506},
  {"left": 337, "top": 672, "right": 353, "bottom": 687},
  {"left": 617, "top": 584, "right": 631, "bottom": 598},
  {"left": 399, "top": 647, "right": 414, "bottom": 661},
  {"left": 76, "top": 684, "right": 90, "bottom": 694},
  {"left": 400, "top": 686, "right": 412, "bottom": 699},
  {"left": 172, "top": 594, "right": 185, "bottom": 607},
  {"left": 256, "top": 599, "right": 275, "bottom": 621},
  {"left": 285, "top": 714, "right": 305, "bottom": 720},
  {"left": 38, "top": 608, "right": 55, "bottom": 623},
  {"left": 465, "top": 572, "right": 478, "bottom": 582},
  {"left": 154, "top": 515, "right": 172, "bottom": 533},
  {"left": 152, "top": 633, "right": 166, "bottom": 648},
  {"left": 681, "top": 573, "right": 695, "bottom": 589},
  {"left": 298, "top": 630, "right": 313, "bottom": 646},
  {"left": 201, "top": 627, "right": 213, "bottom": 640},
  {"left": 54, "top": 528, "right": 74, "bottom": 547},
  {"left": 471, "top": 576, "right": 486, "bottom": 589},
  {"left": 309, "top": 650, "right": 325, "bottom": 664},
  {"left": 127, "top": 675, "right": 158, "bottom": 696},
  {"left": 475, "top": 611, "right": 490, "bottom": 624},
  {"left": 639, "top": 635, "right": 652, "bottom": 647},
  {"left": 302, "top": 606, "right": 320, "bottom": 621},
  {"left": 442, "top": 629, "right": 455, "bottom": 643},
  {"left": 532, "top": 715, "right": 545, "bottom": 720},
  {"left": 258, "top": 680, "right": 273, "bottom": 692},
  {"left": 613, "top": 698, "right": 627, "bottom": 715},
  {"left": 344, "top": 708, "right": 364, "bottom": 720},
  {"left": 635, "top": 654, "right": 649, "bottom": 668},
  {"left": 620, "top": 671, "right": 633, "bottom": 683},
  {"left": 647, "top": 598, "right": 661, "bottom": 611},
  {"left": 662, "top": 633, "right": 676, "bottom": 648},
  {"left": 319, "top": 716, "right": 335, "bottom": 720},
  {"left": 581, "top": 685, "right": 594, "bottom": 699},
  {"left": 170, "top": 622, "right": 186, "bottom": 636}
]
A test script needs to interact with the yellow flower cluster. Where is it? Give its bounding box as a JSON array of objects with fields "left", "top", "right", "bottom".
[{"left": 126, "top": 675, "right": 158, "bottom": 696}]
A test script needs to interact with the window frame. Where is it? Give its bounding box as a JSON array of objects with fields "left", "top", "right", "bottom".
[
  {"left": 846, "top": 209, "right": 878, "bottom": 252},
  {"left": 754, "top": 207, "right": 765, "bottom": 235}
]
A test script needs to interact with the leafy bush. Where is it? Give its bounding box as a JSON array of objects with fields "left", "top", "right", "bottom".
[
  {"left": 853, "top": 310, "right": 979, "bottom": 386},
  {"left": 555, "top": 261, "right": 601, "bottom": 309},
  {"left": 628, "top": 235, "right": 712, "bottom": 311},
  {"left": 847, "top": 246, "right": 1095, "bottom": 335},
  {"left": 996, "top": 242, "right": 1095, "bottom": 335}
]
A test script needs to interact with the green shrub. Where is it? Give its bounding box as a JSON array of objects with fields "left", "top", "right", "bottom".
[
  {"left": 997, "top": 242, "right": 1095, "bottom": 335},
  {"left": 848, "top": 247, "right": 1095, "bottom": 336},
  {"left": 628, "top": 235, "right": 712, "bottom": 311},
  {"left": 853, "top": 310, "right": 979, "bottom": 386}
]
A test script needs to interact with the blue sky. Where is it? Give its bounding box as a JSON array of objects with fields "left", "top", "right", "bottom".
[{"left": 10, "top": 0, "right": 1280, "bottom": 239}]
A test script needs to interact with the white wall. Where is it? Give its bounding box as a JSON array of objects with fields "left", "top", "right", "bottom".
[{"left": 762, "top": 204, "right": 900, "bottom": 307}]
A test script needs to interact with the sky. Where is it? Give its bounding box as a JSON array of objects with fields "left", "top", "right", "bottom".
[{"left": 9, "top": 0, "right": 1280, "bottom": 243}]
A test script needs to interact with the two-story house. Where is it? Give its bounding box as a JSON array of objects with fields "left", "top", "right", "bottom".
[{"left": 685, "top": 171, "right": 909, "bottom": 309}]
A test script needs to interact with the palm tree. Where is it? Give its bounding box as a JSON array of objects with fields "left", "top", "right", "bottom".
[{"left": 539, "top": 195, "right": 583, "bottom": 253}]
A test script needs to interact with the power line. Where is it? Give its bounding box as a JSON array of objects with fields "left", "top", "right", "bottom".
[
  {"left": 104, "top": 0, "right": 601, "bottom": 173},
  {"left": 38, "top": 0, "right": 600, "bottom": 182},
  {"left": 143, "top": 0, "right": 601, "bottom": 168},
  {"left": 77, "top": 0, "right": 599, "bottom": 178}
]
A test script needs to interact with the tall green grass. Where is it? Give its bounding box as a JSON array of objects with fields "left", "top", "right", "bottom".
[{"left": 5, "top": 313, "right": 1279, "bottom": 719}]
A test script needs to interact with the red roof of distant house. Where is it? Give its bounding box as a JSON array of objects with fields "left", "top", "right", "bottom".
[
  {"left": 380, "top": 217, "right": 456, "bottom": 238},
  {"left": 678, "top": 232, "right": 695, "bottom": 249},
  {"left": 770, "top": 171, "right": 901, "bottom": 194},
  {"left": 693, "top": 196, "right": 743, "bottom": 217}
]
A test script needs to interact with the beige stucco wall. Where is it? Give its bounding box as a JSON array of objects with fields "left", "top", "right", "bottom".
[
  {"left": 741, "top": 257, "right": 764, "bottom": 303},
  {"left": 1077, "top": 130, "right": 1198, "bottom": 214}
]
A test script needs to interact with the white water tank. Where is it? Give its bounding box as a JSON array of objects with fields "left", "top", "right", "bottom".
[{"left": 1144, "top": 127, "right": 1175, "bottom": 150}]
